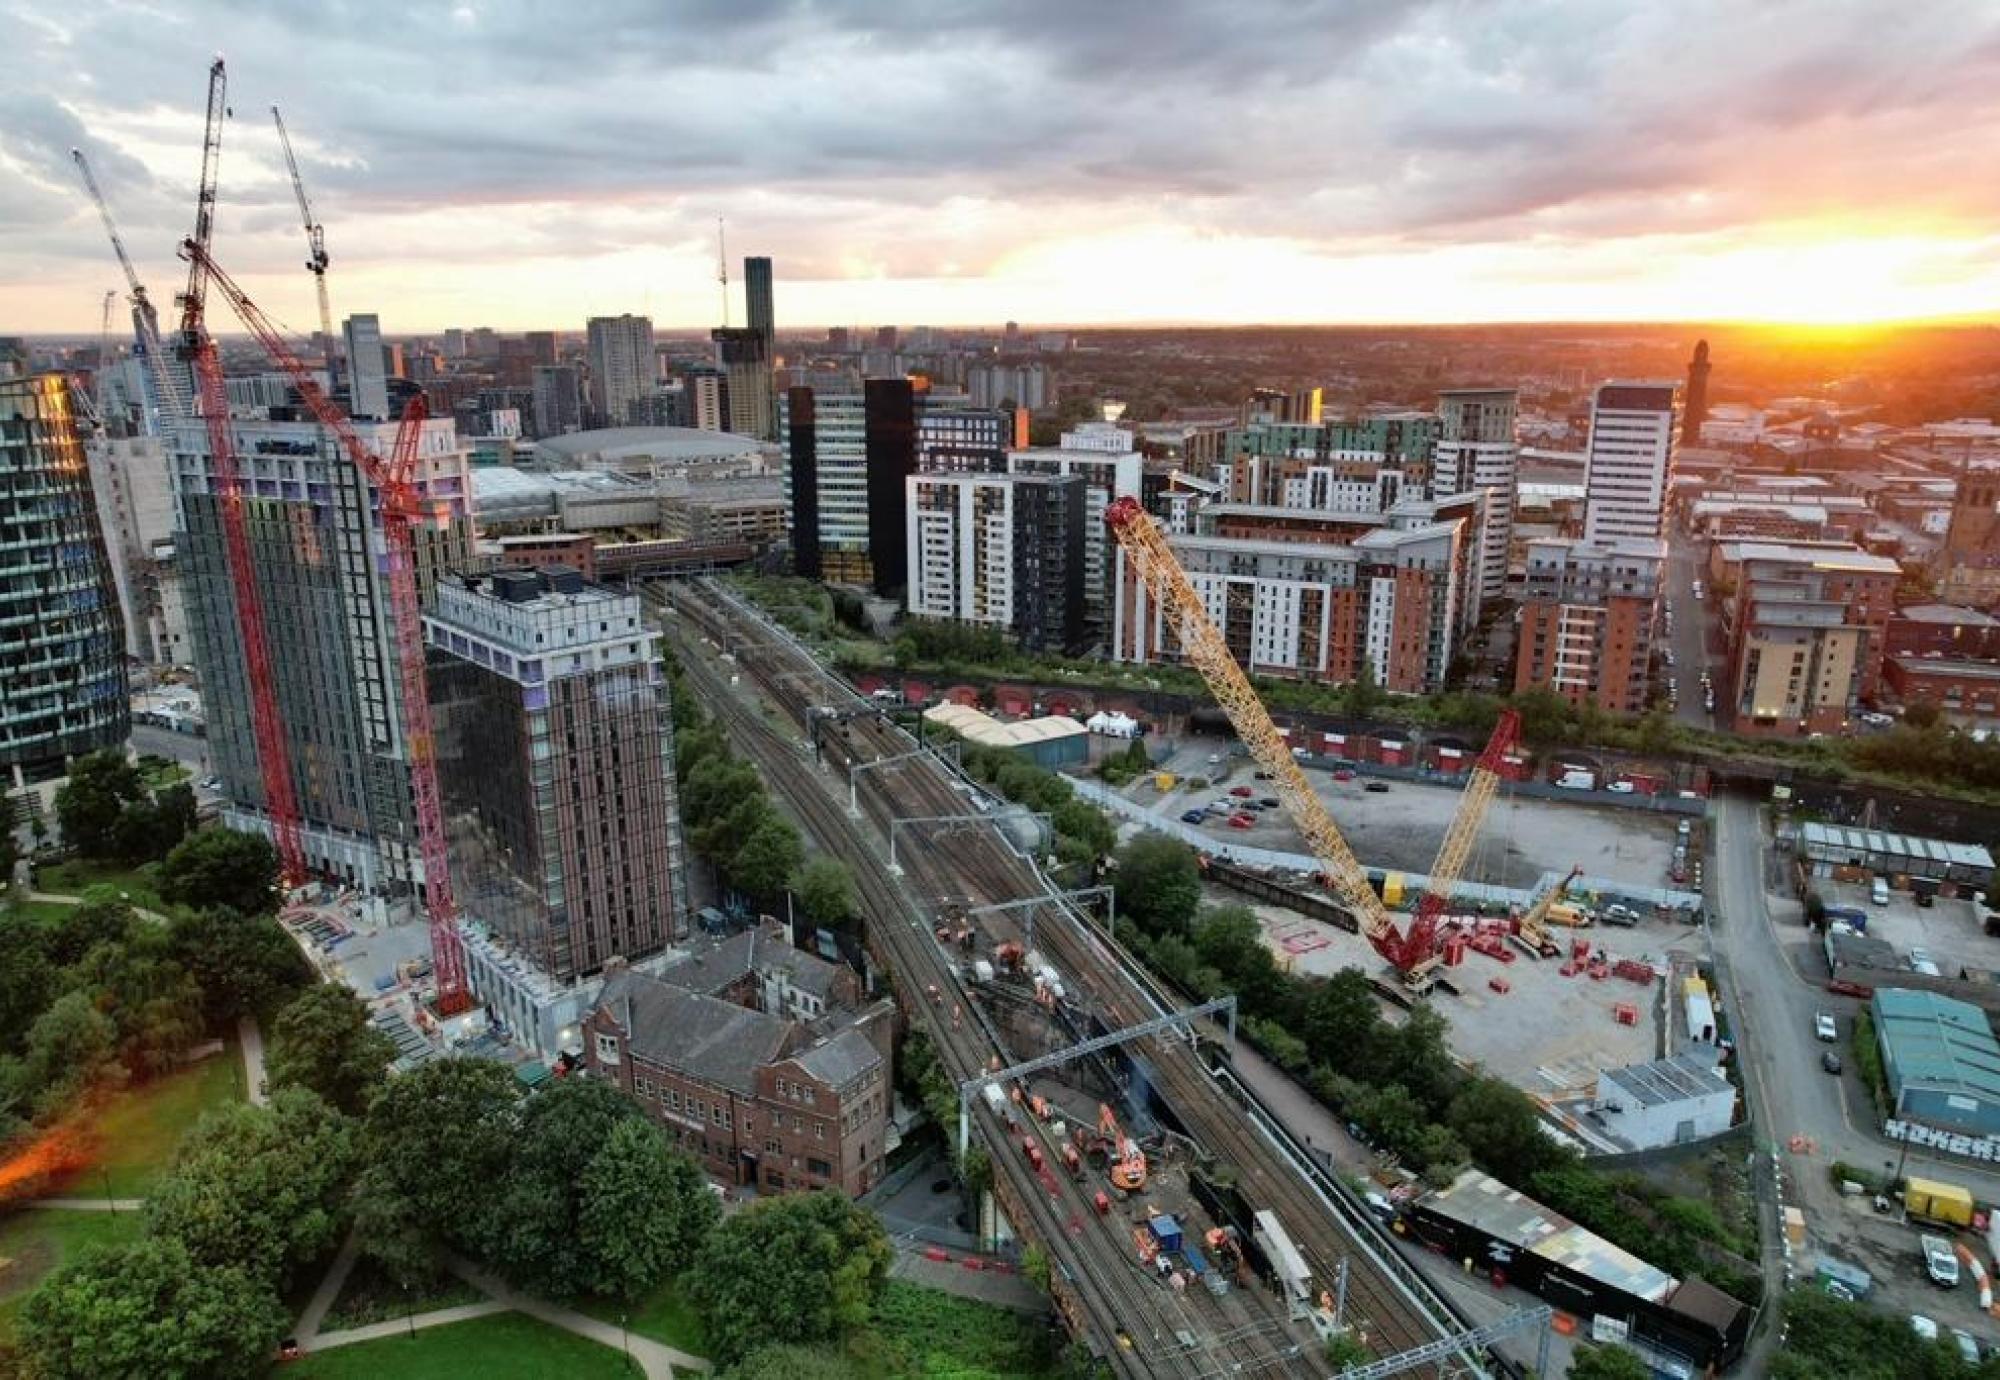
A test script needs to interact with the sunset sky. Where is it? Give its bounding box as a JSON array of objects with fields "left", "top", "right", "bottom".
[{"left": 8, "top": 0, "right": 2000, "bottom": 334}]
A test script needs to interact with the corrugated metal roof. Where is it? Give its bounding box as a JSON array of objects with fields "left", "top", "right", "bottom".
[{"left": 1873, "top": 988, "right": 2000, "bottom": 1102}]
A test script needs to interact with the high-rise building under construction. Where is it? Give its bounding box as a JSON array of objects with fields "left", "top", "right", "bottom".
[{"left": 168, "top": 411, "right": 473, "bottom": 889}]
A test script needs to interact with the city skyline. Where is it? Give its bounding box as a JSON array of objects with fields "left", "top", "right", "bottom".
[{"left": 7, "top": 1, "right": 2000, "bottom": 333}]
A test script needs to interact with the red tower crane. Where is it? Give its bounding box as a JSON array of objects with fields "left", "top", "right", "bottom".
[
  {"left": 181, "top": 241, "right": 471, "bottom": 1014},
  {"left": 172, "top": 55, "right": 310, "bottom": 888}
]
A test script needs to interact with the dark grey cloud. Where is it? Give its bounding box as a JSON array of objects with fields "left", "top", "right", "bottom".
[{"left": 7, "top": 0, "right": 2000, "bottom": 323}]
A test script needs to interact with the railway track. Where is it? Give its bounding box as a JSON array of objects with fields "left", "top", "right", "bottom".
[
  {"left": 660, "top": 579, "right": 1475, "bottom": 1375},
  {"left": 657, "top": 588, "right": 1305, "bottom": 1378}
]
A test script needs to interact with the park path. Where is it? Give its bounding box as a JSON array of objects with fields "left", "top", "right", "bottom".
[
  {"left": 238, "top": 1013, "right": 268, "bottom": 1105},
  {"left": 292, "top": 1227, "right": 361, "bottom": 1344},
  {"left": 23, "top": 888, "right": 170, "bottom": 924},
  {"left": 445, "top": 1255, "right": 708, "bottom": 1378},
  {"left": 303, "top": 1299, "right": 510, "bottom": 1349},
  {"left": 28, "top": 1197, "right": 144, "bottom": 1212}
]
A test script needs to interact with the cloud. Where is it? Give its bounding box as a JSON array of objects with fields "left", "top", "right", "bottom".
[{"left": 6, "top": 0, "right": 2000, "bottom": 329}]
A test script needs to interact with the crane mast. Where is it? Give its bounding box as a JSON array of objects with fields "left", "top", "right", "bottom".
[
  {"left": 270, "top": 106, "right": 337, "bottom": 385},
  {"left": 1105, "top": 498, "right": 1518, "bottom": 976},
  {"left": 70, "top": 148, "right": 188, "bottom": 422},
  {"left": 185, "top": 240, "right": 471, "bottom": 1015}
]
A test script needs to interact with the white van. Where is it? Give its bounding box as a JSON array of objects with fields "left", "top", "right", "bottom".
[{"left": 1871, "top": 877, "right": 1890, "bottom": 906}]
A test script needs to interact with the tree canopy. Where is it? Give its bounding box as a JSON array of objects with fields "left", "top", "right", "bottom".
[
  {"left": 158, "top": 829, "right": 281, "bottom": 916},
  {"left": 1113, "top": 834, "right": 1203, "bottom": 938},
  {"left": 686, "top": 1191, "right": 893, "bottom": 1365},
  {"left": 166, "top": 906, "right": 314, "bottom": 1026},
  {"left": 265, "top": 984, "right": 396, "bottom": 1115}
]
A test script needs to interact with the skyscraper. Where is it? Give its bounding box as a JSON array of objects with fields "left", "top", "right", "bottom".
[
  {"left": 585, "top": 314, "right": 655, "bottom": 428},
  {"left": 1432, "top": 388, "right": 1519, "bottom": 608},
  {"left": 1682, "top": 340, "right": 1711, "bottom": 447},
  {"left": 342, "top": 313, "right": 390, "bottom": 421},
  {"left": 427, "top": 566, "right": 688, "bottom": 982},
  {"left": 170, "top": 411, "right": 473, "bottom": 889},
  {"left": 863, "top": 377, "right": 918, "bottom": 596},
  {"left": 745, "top": 257, "right": 774, "bottom": 360},
  {"left": 0, "top": 375, "right": 127, "bottom": 781},
  {"left": 1582, "top": 380, "right": 1678, "bottom": 543},
  {"left": 526, "top": 330, "right": 558, "bottom": 368},
  {"left": 712, "top": 327, "right": 773, "bottom": 442}
]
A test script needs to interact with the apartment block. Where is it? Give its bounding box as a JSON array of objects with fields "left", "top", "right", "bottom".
[
  {"left": 1113, "top": 520, "right": 1464, "bottom": 694},
  {"left": 1006, "top": 421, "right": 1143, "bottom": 644},
  {"left": 426, "top": 567, "right": 688, "bottom": 983},
  {"left": 84, "top": 432, "right": 173, "bottom": 664},
  {"left": 585, "top": 923, "right": 894, "bottom": 1197},
  {"left": 585, "top": 314, "right": 655, "bottom": 428},
  {"left": 171, "top": 412, "right": 472, "bottom": 889},
  {"left": 1219, "top": 413, "right": 1438, "bottom": 511},
  {"left": 906, "top": 471, "right": 1084, "bottom": 653},
  {"left": 713, "top": 326, "right": 774, "bottom": 442},
  {"left": 1432, "top": 388, "right": 1519, "bottom": 604},
  {"left": 1582, "top": 381, "right": 1678, "bottom": 542},
  {"left": 1513, "top": 536, "right": 1664, "bottom": 714},
  {"left": 1721, "top": 542, "right": 1900, "bottom": 735}
]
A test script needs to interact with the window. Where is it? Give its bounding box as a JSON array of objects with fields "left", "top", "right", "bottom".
[
  {"left": 594, "top": 1032, "right": 620, "bottom": 1065},
  {"left": 807, "top": 1157, "right": 832, "bottom": 1179}
]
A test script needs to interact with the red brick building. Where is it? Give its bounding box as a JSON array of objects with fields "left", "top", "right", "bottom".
[
  {"left": 1512, "top": 536, "right": 1663, "bottom": 714},
  {"left": 583, "top": 924, "right": 893, "bottom": 1197},
  {"left": 1884, "top": 656, "right": 2000, "bottom": 725}
]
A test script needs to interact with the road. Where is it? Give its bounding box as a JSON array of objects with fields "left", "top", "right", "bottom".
[{"left": 1662, "top": 532, "right": 1719, "bottom": 729}]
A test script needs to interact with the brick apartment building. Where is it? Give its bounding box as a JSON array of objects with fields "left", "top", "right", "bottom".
[
  {"left": 1714, "top": 541, "right": 1899, "bottom": 734},
  {"left": 1513, "top": 536, "right": 1664, "bottom": 714},
  {"left": 1884, "top": 656, "right": 2000, "bottom": 726},
  {"left": 583, "top": 922, "right": 893, "bottom": 1196}
]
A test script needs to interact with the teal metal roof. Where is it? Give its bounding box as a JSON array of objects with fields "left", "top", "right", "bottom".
[{"left": 1873, "top": 989, "right": 2000, "bottom": 1100}]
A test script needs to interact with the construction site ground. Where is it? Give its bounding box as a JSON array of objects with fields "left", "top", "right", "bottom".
[
  {"left": 1201, "top": 881, "right": 1703, "bottom": 1095},
  {"left": 1138, "top": 737, "right": 1681, "bottom": 892}
]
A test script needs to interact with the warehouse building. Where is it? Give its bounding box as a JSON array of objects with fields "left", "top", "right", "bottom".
[
  {"left": 1591, "top": 1052, "right": 1736, "bottom": 1151},
  {"left": 1797, "top": 822, "right": 1993, "bottom": 889},
  {"left": 1872, "top": 988, "right": 2000, "bottom": 1138},
  {"left": 1403, "top": 1170, "right": 1747, "bottom": 1372},
  {"left": 921, "top": 702, "right": 1088, "bottom": 770}
]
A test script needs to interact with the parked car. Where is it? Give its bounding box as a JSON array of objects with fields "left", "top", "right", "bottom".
[
  {"left": 1822, "top": 1050, "right": 1843, "bottom": 1075},
  {"left": 1180, "top": 809, "right": 1207, "bottom": 824},
  {"left": 1364, "top": 781, "right": 1390, "bottom": 794},
  {"left": 1912, "top": 1314, "right": 1940, "bottom": 1342},
  {"left": 1259, "top": 796, "right": 1280, "bottom": 808},
  {"left": 1333, "top": 769, "right": 1356, "bottom": 782},
  {"left": 1227, "top": 815, "right": 1255, "bottom": 830},
  {"left": 1607, "top": 780, "right": 1636, "bottom": 794},
  {"left": 1254, "top": 770, "right": 1273, "bottom": 780},
  {"left": 1923, "top": 1235, "right": 1961, "bottom": 1289},
  {"left": 1206, "top": 753, "right": 1225, "bottom": 766},
  {"left": 1872, "top": 877, "right": 1891, "bottom": 905},
  {"left": 1290, "top": 746, "right": 1309, "bottom": 759},
  {"left": 1815, "top": 1012, "right": 1838, "bottom": 1041},
  {"left": 1951, "top": 1329, "right": 1981, "bottom": 1364}
]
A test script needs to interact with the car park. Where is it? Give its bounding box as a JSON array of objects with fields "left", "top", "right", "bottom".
[{"left": 1815, "top": 1012, "right": 1838, "bottom": 1041}]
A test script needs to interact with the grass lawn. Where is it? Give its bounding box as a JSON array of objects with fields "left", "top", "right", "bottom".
[
  {"left": 5, "top": 899, "right": 82, "bottom": 925},
  {"left": 0, "top": 1209, "right": 145, "bottom": 1343},
  {"left": 284, "top": 1313, "right": 636, "bottom": 1379},
  {"left": 573, "top": 1278, "right": 705, "bottom": 1355},
  {"left": 32, "top": 858, "right": 165, "bottom": 911},
  {"left": 323, "top": 1256, "right": 485, "bottom": 1333},
  {"left": 872, "top": 1280, "right": 1058, "bottom": 1378},
  {"left": 45, "top": 1044, "right": 245, "bottom": 1199}
]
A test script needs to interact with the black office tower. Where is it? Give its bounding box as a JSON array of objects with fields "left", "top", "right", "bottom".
[
  {"left": 745, "top": 257, "right": 774, "bottom": 357},
  {"left": 864, "top": 377, "right": 917, "bottom": 597},
  {"left": 787, "top": 386, "right": 822, "bottom": 580}
]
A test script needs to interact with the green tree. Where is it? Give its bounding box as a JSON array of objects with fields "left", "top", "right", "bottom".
[
  {"left": 1509, "top": 686, "right": 1578, "bottom": 748},
  {"left": 1298, "top": 969, "right": 1382, "bottom": 1071},
  {"left": 1191, "top": 905, "right": 1289, "bottom": 1017},
  {"left": 145, "top": 1088, "right": 358, "bottom": 1289},
  {"left": 1113, "top": 835, "right": 1202, "bottom": 938},
  {"left": 166, "top": 906, "right": 314, "bottom": 1027},
  {"left": 794, "top": 856, "right": 858, "bottom": 931},
  {"left": 1567, "top": 1344, "right": 1650, "bottom": 1380},
  {"left": 17, "top": 1236, "right": 287, "bottom": 1380},
  {"left": 1381, "top": 1005, "right": 1456, "bottom": 1117},
  {"left": 1341, "top": 660, "right": 1384, "bottom": 719},
  {"left": 17, "top": 989, "right": 120, "bottom": 1116},
  {"left": 63, "top": 928, "right": 204, "bottom": 1078},
  {"left": 686, "top": 1191, "right": 893, "bottom": 1366},
  {"left": 110, "top": 783, "right": 197, "bottom": 865},
  {"left": 1447, "top": 1075, "right": 1574, "bottom": 1184},
  {"left": 52, "top": 749, "right": 146, "bottom": 858},
  {"left": 0, "top": 910, "right": 53, "bottom": 1053},
  {"left": 479, "top": 1076, "right": 652, "bottom": 1295},
  {"left": 266, "top": 984, "right": 396, "bottom": 1115},
  {"left": 730, "top": 814, "right": 805, "bottom": 901},
  {"left": 576, "top": 1117, "right": 721, "bottom": 1300},
  {"left": 1902, "top": 700, "right": 1942, "bottom": 731},
  {"left": 0, "top": 813, "right": 19, "bottom": 890},
  {"left": 46, "top": 895, "right": 137, "bottom": 967},
  {"left": 358, "top": 1058, "right": 520, "bottom": 1270},
  {"left": 158, "top": 828, "right": 282, "bottom": 916}
]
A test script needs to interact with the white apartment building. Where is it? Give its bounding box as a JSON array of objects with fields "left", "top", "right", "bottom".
[
  {"left": 908, "top": 472, "right": 1016, "bottom": 629},
  {"left": 84, "top": 434, "right": 173, "bottom": 663},
  {"left": 1582, "top": 380, "right": 1678, "bottom": 543},
  {"left": 1432, "top": 388, "right": 1519, "bottom": 603},
  {"left": 585, "top": 314, "right": 656, "bottom": 428}
]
